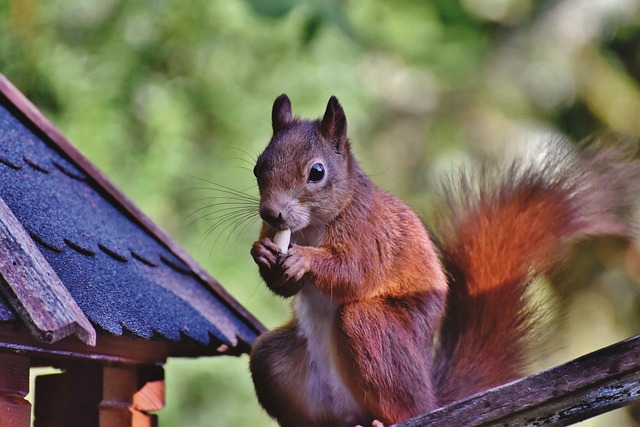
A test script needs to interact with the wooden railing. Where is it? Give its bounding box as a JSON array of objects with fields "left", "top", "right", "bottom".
[{"left": 395, "top": 334, "right": 640, "bottom": 426}]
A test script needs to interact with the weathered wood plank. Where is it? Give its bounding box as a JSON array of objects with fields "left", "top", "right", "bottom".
[
  {"left": 394, "top": 334, "right": 640, "bottom": 426},
  {"left": 0, "top": 194, "right": 96, "bottom": 346}
]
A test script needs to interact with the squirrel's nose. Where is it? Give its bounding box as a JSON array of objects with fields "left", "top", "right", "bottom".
[{"left": 259, "top": 205, "right": 285, "bottom": 228}]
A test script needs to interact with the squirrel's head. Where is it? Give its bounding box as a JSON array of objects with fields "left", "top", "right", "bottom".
[{"left": 254, "top": 94, "right": 355, "bottom": 233}]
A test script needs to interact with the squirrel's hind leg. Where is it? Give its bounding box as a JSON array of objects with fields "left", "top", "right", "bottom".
[
  {"left": 336, "top": 289, "right": 446, "bottom": 424},
  {"left": 250, "top": 321, "right": 316, "bottom": 427},
  {"left": 251, "top": 317, "right": 374, "bottom": 427}
]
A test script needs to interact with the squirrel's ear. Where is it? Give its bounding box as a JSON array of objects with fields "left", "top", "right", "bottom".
[
  {"left": 272, "top": 94, "right": 292, "bottom": 133},
  {"left": 320, "top": 96, "right": 347, "bottom": 144}
]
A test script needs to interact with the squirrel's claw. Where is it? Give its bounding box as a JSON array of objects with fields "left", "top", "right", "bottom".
[
  {"left": 355, "top": 421, "right": 385, "bottom": 427},
  {"left": 251, "top": 238, "right": 279, "bottom": 268},
  {"left": 281, "top": 246, "right": 310, "bottom": 281},
  {"left": 251, "top": 238, "right": 304, "bottom": 297}
]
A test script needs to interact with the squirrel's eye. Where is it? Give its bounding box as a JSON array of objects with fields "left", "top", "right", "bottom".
[{"left": 308, "top": 163, "right": 325, "bottom": 183}]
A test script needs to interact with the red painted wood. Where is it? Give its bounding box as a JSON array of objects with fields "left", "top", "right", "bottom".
[
  {"left": 0, "top": 353, "right": 31, "bottom": 427},
  {"left": 100, "top": 364, "right": 163, "bottom": 427}
]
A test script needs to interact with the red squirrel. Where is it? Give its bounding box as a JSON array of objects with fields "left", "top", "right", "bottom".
[{"left": 249, "top": 94, "right": 637, "bottom": 427}]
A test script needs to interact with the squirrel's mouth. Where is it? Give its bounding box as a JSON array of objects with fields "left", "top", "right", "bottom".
[
  {"left": 259, "top": 200, "right": 313, "bottom": 234},
  {"left": 269, "top": 220, "right": 304, "bottom": 233}
]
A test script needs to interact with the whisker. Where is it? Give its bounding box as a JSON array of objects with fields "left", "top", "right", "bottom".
[
  {"left": 222, "top": 156, "right": 256, "bottom": 169},
  {"left": 185, "top": 175, "right": 261, "bottom": 251},
  {"left": 189, "top": 185, "right": 259, "bottom": 204},
  {"left": 208, "top": 211, "right": 257, "bottom": 251},
  {"left": 208, "top": 144, "right": 258, "bottom": 171},
  {"left": 189, "top": 175, "right": 258, "bottom": 196},
  {"left": 221, "top": 214, "right": 261, "bottom": 248},
  {"left": 200, "top": 209, "right": 257, "bottom": 238},
  {"left": 190, "top": 208, "right": 257, "bottom": 229},
  {"left": 222, "top": 146, "right": 259, "bottom": 165},
  {"left": 186, "top": 202, "right": 257, "bottom": 222},
  {"left": 189, "top": 200, "right": 258, "bottom": 213}
]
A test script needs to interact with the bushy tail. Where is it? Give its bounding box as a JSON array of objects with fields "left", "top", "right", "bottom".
[{"left": 431, "top": 143, "right": 639, "bottom": 405}]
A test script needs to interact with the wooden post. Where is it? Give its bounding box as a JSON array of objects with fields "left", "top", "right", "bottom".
[
  {"left": 100, "top": 364, "right": 137, "bottom": 426},
  {"left": 100, "top": 364, "right": 165, "bottom": 427},
  {"left": 0, "top": 353, "right": 31, "bottom": 427}
]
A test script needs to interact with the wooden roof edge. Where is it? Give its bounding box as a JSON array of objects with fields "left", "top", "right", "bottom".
[
  {"left": 0, "top": 194, "right": 97, "bottom": 346},
  {"left": 0, "top": 324, "right": 167, "bottom": 365},
  {"left": 0, "top": 74, "right": 266, "bottom": 338}
]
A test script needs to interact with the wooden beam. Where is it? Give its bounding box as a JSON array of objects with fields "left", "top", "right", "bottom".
[
  {"left": 0, "top": 194, "right": 96, "bottom": 346},
  {"left": 0, "top": 325, "right": 167, "bottom": 366},
  {"left": 394, "top": 334, "right": 640, "bottom": 426}
]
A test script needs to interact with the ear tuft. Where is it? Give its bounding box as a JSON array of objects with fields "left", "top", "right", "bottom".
[
  {"left": 272, "top": 94, "right": 293, "bottom": 133},
  {"left": 320, "top": 96, "right": 347, "bottom": 143}
]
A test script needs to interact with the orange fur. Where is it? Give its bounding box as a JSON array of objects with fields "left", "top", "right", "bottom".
[{"left": 432, "top": 150, "right": 637, "bottom": 404}]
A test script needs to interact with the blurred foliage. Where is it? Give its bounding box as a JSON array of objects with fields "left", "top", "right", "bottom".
[{"left": 2, "top": 0, "right": 640, "bottom": 426}]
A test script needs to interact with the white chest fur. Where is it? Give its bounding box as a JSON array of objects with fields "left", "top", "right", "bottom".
[{"left": 293, "top": 284, "right": 364, "bottom": 423}]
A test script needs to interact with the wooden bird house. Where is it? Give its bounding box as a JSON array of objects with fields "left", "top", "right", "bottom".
[{"left": 0, "top": 75, "right": 264, "bottom": 426}]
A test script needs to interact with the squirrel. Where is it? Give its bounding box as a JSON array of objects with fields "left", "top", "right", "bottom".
[{"left": 248, "top": 94, "right": 637, "bottom": 427}]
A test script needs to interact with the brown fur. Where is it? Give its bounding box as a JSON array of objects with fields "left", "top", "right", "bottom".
[{"left": 249, "top": 95, "right": 638, "bottom": 426}]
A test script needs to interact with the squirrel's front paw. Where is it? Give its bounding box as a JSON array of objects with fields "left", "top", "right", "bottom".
[
  {"left": 281, "top": 246, "right": 311, "bottom": 281},
  {"left": 251, "top": 238, "right": 280, "bottom": 269},
  {"left": 251, "top": 239, "right": 304, "bottom": 297}
]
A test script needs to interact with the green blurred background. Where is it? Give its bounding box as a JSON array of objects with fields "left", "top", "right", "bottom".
[{"left": 2, "top": 0, "right": 640, "bottom": 425}]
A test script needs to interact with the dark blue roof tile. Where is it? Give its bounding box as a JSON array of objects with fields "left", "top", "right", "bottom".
[
  {"left": 0, "top": 293, "right": 16, "bottom": 321},
  {"left": 0, "top": 97, "right": 259, "bottom": 351}
]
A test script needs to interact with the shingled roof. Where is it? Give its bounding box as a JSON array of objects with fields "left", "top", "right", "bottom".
[{"left": 0, "top": 75, "right": 264, "bottom": 356}]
